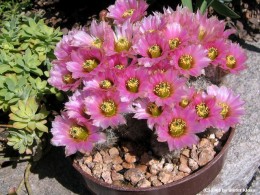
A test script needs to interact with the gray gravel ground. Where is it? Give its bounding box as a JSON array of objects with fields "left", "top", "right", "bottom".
[{"left": 0, "top": 41, "right": 259, "bottom": 195}]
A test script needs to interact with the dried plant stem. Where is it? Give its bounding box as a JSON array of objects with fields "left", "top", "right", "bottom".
[
  {"left": 0, "top": 156, "right": 31, "bottom": 162},
  {"left": 0, "top": 124, "right": 13, "bottom": 128},
  {"left": 24, "top": 163, "right": 32, "bottom": 195},
  {"left": 16, "top": 177, "right": 25, "bottom": 194}
]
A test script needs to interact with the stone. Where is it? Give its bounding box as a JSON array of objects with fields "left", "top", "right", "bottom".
[
  {"left": 111, "top": 171, "right": 124, "bottom": 181},
  {"left": 137, "top": 178, "right": 151, "bottom": 188},
  {"left": 163, "top": 163, "right": 174, "bottom": 172},
  {"left": 198, "top": 138, "right": 213, "bottom": 150},
  {"left": 152, "top": 179, "right": 163, "bottom": 187},
  {"left": 188, "top": 158, "right": 199, "bottom": 171},
  {"left": 179, "top": 155, "right": 191, "bottom": 174},
  {"left": 92, "top": 163, "right": 103, "bottom": 178},
  {"left": 215, "top": 130, "right": 224, "bottom": 140},
  {"left": 198, "top": 148, "right": 216, "bottom": 166},
  {"left": 112, "top": 164, "right": 123, "bottom": 172},
  {"left": 124, "top": 153, "right": 137, "bottom": 163},
  {"left": 93, "top": 152, "right": 103, "bottom": 163},
  {"left": 172, "top": 172, "right": 187, "bottom": 182},
  {"left": 136, "top": 165, "right": 147, "bottom": 173},
  {"left": 102, "top": 163, "right": 112, "bottom": 172},
  {"left": 83, "top": 156, "right": 93, "bottom": 165},
  {"left": 158, "top": 171, "right": 174, "bottom": 184},
  {"left": 122, "top": 162, "right": 135, "bottom": 169},
  {"left": 113, "top": 156, "right": 123, "bottom": 165},
  {"left": 124, "top": 168, "right": 145, "bottom": 185},
  {"left": 79, "top": 162, "right": 92, "bottom": 176},
  {"left": 191, "top": 144, "right": 199, "bottom": 163},
  {"left": 145, "top": 172, "right": 152, "bottom": 180},
  {"left": 181, "top": 149, "right": 190, "bottom": 158},
  {"left": 101, "top": 171, "right": 112, "bottom": 184},
  {"left": 108, "top": 147, "right": 120, "bottom": 157},
  {"left": 149, "top": 159, "right": 163, "bottom": 175},
  {"left": 102, "top": 152, "right": 113, "bottom": 164}
]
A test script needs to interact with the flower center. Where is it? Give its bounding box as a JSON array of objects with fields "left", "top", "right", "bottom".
[
  {"left": 208, "top": 47, "right": 218, "bottom": 60},
  {"left": 196, "top": 103, "right": 210, "bottom": 118},
  {"left": 100, "top": 100, "right": 117, "bottom": 117},
  {"left": 83, "top": 59, "right": 99, "bottom": 72},
  {"left": 122, "top": 9, "right": 135, "bottom": 18},
  {"left": 147, "top": 102, "right": 163, "bottom": 117},
  {"left": 63, "top": 73, "right": 75, "bottom": 84},
  {"left": 69, "top": 126, "right": 89, "bottom": 141},
  {"left": 126, "top": 78, "right": 139, "bottom": 93},
  {"left": 169, "top": 118, "right": 186, "bottom": 138},
  {"left": 218, "top": 102, "right": 229, "bottom": 119},
  {"left": 148, "top": 45, "right": 162, "bottom": 58},
  {"left": 115, "top": 38, "right": 131, "bottom": 52},
  {"left": 179, "top": 98, "right": 190, "bottom": 108},
  {"left": 169, "top": 38, "right": 181, "bottom": 50},
  {"left": 92, "top": 38, "right": 103, "bottom": 49},
  {"left": 154, "top": 82, "right": 171, "bottom": 98},
  {"left": 100, "top": 79, "right": 113, "bottom": 89},
  {"left": 178, "top": 55, "right": 194, "bottom": 70},
  {"left": 198, "top": 27, "right": 206, "bottom": 41},
  {"left": 226, "top": 55, "right": 236, "bottom": 69},
  {"left": 115, "top": 64, "right": 125, "bottom": 70}
]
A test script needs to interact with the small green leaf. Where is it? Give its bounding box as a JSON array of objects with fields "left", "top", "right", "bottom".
[
  {"left": 13, "top": 122, "right": 28, "bottom": 129},
  {"left": 211, "top": 0, "right": 240, "bottom": 18},
  {"left": 36, "top": 122, "right": 48, "bottom": 133},
  {"left": 181, "top": 0, "right": 193, "bottom": 12}
]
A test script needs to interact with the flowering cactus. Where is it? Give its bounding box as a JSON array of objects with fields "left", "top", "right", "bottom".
[{"left": 48, "top": 0, "right": 246, "bottom": 156}]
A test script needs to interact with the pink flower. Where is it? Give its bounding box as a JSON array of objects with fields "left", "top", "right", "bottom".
[
  {"left": 65, "top": 90, "right": 90, "bottom": 122},
  {"left": 51, "top": 112, "right": 105, "bottom": 156},
  {"left": 133, "top": 98, "right": 170, "bottom": 130},
  {"left": 66, "top": 49, "right": 104, "bottom": 79},
  {"left": 85, "top": 93, "right": 131, "bottom": 129},
  {"left": 164, "top": 22, "right": 188, "bottom": 51},
  {"left": 83, "top": 69, "right": 118, "bottom": 93},
  {"left": 220, "top": 42, "right": 247, "bottom": 74},
  {"left": 133, "top": 32, "right": 168, "bottom": 67},
  {"left": 146, "top": 70, "right": 186, "bottom": 106},
  {"left": 104, "top": 21, "right": 134, "bottom": 56},
  {"left": 147, "top": 60, "right": 172, "bottom": 75},
  {"left": 54, "top": 29, "right": 81, "bottom": 61},
  {"left": 170, "top": 45, "right": 210, "bottom": 77},
  {"left": 204, "top": 39, "right": 227, "bottom": 66},
  {"left": 107, "top": 0, "right": 148, "bottom": 24},
  {"left": 71, "top": 20, "right": 114, "bottom": 50},
  {"left": 177, "top": 86, "right": 196, "bottom": 109},
  {"left": 207, "top": 85, "right": 245, "bottom": 131},
  {"left": 137, "top": 14, "right": 166, "bottom": 35},
  {"left": 156, "top": 107, "right": 202, "bottom": 150},
  {"left": 48, "top": 61, "right": 81, "bottom": 91},
  {"left": 192, "top": 92, "right": 222, "bottom": 129},
  {"left": 117, "top": 66, "right": 149, "bottom": 102}
]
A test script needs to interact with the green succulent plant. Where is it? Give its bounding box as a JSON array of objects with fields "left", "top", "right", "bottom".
[
  {"left": 7, "top": 130, "right": 34, "bottom": 154},
  {"left": 9, "top": 97, "right": 49, "bottom": 133}
]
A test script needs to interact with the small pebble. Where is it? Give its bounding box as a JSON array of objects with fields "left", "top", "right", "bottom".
[
  {"left": 102, "top": 171, "right": 112, "bottom": 184},
  {"left": 111, "top": 170, "right": 124, "bottom": 181},
  {"left": 109, "top": 147, "right": 120, "bottom": 157},
  {"left": 158, "top": 171, "right": 174, "bottom": 184},
  {"left": 137, "top": 178, "right": 151, "bottom": 188},
  {"left": 93, "top": 152, "right": 103, "bottom": 163},
  {"left": 188, "top": 158, "right": 199, "bottom": 171},
  {"left": 125, "top": 153, "right": 137, "bottom": 163},
  {"left": 122, "top": 162, "right": 135, "bottom": 169},
  {"left": 124, "top": 168, "right": 145, "bottom": 185}
]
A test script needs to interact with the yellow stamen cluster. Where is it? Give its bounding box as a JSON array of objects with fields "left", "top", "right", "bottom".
[
  {"left": 154, "top": 82, "right": 171, "bottom": 98},
  {"left": 148, "top": 45, "right": 162, "bottom": 58},
  {"left": 178, "top": 55, "right": 194, "bottom": 70},
  {"left": 122, "top": 9, "right": 135, "bottom": 18},
  {"left": 115, "top": 64, "right": 125, "bottom": 70},
  {"left": 196, "top": 103, "right": 210, "bottom": 118},
  {"left": 126, "top": 78, "right": 139, "bottom": 93},
  {"left": 208, "top": 47, "right": 218, "bottom": 60},
  {"left": 218, "top": 102, "right": 229, "bottom": 119},
  {"left": 100, "top": 80, "right": 113, "bottom": 89},
  {"left": 63, "top": 73, "right": 75, "bottom": 84},
  {"left": 198, "top": 27, "right": 206, "bottom": 41},
  {"left": 179, "top": 98, "right": 190, "bottom": 108},
  {"left": 83, "top": 59, "right": 99, "bottom": 72},
  {"left": 69, "top": 126, "right": 89, "bottom": 141},
  {"left": 92, "top": 38, "right": 103, "bottom": 49},
  {"left": 226, "top": 55, "right": 236, "bottom": 69},
  {"left": 115, "top": 38, "right": 131, "bottom": 52},
  {"left": 169, "top": 118, "right": 186, "bottom": 137},
  {"left": 147, "top": 103, "right": 163, "bottom": 117},
  {"left": 169, "top": 38, "right": 181, "bottom": 50},
  {"left": 100, "top": 100, "right": 117, "bottom": 117}
]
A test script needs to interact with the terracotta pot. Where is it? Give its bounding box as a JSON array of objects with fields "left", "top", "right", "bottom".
[{"left": 72, "top": 128, "right": 235, "bottom": 195}]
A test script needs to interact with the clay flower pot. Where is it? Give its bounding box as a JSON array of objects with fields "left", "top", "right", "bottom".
[{"left": 72, "top": 128, "right": 235, "bottom": 195}]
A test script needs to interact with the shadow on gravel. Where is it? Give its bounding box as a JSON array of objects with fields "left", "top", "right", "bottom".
[{"left": 31, "top": 147, "right": 91, "bottom": 195}]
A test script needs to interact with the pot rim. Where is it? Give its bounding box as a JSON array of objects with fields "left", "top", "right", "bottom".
[{"left": 73, "top": 128, "right": 235, "bottom": 192}]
